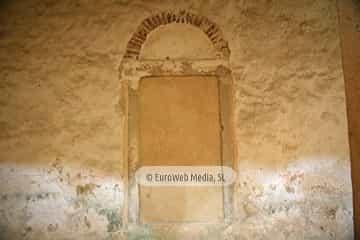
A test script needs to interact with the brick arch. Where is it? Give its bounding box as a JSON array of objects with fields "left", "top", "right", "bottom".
[{"left": 124, "top": 10, "right": 230, "bottom": 60}]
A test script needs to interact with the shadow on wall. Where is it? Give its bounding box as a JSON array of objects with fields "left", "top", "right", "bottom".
[{"left": 0, "top": 0, "right": 9, "bottom": 8}]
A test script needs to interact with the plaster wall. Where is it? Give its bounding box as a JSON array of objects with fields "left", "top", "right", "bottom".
[{"left": 0, "top": 0, "right": 353, "bottom": 239}]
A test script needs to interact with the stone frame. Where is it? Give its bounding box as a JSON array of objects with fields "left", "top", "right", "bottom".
[
  {"left": 119, "top": 10, "right": 236, "bottom": 227},
  {"left": 120, "top": 59, "right": 236, "bottom": 226}
]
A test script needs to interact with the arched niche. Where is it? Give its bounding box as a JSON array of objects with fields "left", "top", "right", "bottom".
[
  {"left": 123, "top": 9, "right": 230, "bottom": 60},
  {"left": 120, "top": 9, "right": 236, "bottom": 228}
]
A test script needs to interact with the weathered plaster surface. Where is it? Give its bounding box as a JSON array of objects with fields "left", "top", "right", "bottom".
[
  {"left": 0, "top": 0, "right": 353, "bottom": 239},
  {"left": 0, "top": 163, "right": 124, "bottom": 239}
]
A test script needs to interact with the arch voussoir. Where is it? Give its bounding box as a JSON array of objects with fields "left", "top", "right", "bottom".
[{"left": 124, "top": 10, "right": 230, "bottom": 60}]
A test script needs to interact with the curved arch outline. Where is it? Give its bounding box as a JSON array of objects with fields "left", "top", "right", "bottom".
[{"left": 124, "top": 9, "right": 230, "bottom": 60}]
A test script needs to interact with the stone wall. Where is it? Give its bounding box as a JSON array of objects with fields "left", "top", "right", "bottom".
[{"left": 0, "top": 0, "right": 353, "bottom": 239}]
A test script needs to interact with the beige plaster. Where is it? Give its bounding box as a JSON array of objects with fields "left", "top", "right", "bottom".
[{"left": 0, "top": 0, "right": 353, "bottom": 239}]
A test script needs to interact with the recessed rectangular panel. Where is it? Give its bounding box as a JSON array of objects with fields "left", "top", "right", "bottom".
[{"left": 138, "top": 76, "right": 223, "bottom": 223}]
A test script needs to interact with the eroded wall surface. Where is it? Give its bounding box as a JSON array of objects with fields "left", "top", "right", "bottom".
[{"left": 0, "top": 0, "right": 353, "bottom": 239}]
